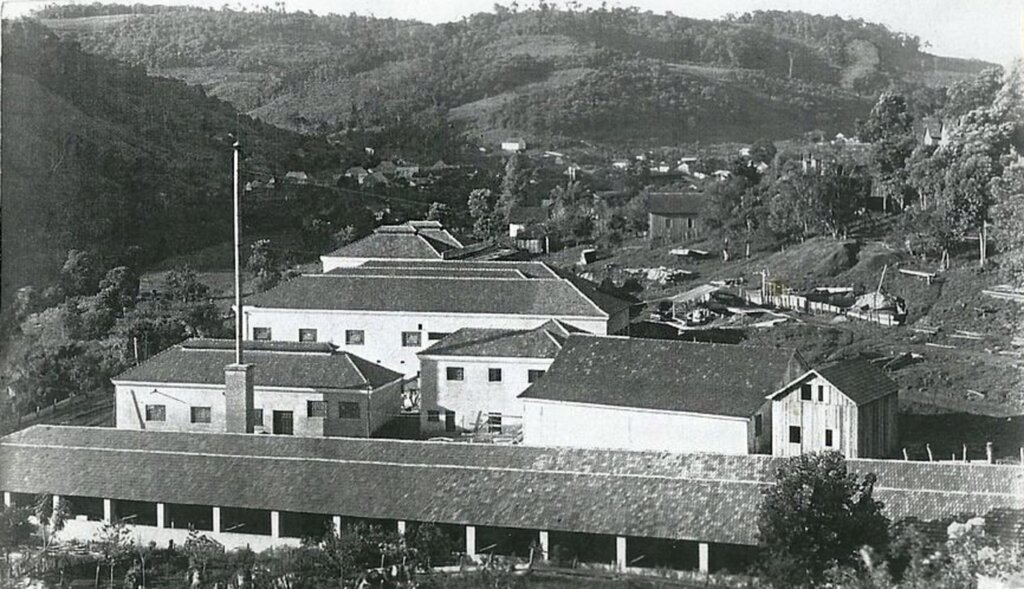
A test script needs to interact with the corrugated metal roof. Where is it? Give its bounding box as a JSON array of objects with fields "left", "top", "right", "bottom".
[
  {"left": 2, "top": 426, "right": 1021, "bottom": 546},
  {"left": 519, "top": 335, "right": 805, "bottom": 417}
]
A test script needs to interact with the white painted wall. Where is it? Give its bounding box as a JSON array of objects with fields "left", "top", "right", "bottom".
[
  {"left": 244, "top": 308, "right": 608, "bottom": 377},
  {"left": 521, "top": 399, "right": 751, "bottom": 455},
  {"left": 320, "top": 256, "right": 438, "bottom": 272},
  {"left": 57, "top": 518, "right": 299, "bottom": 552},
  {"left": 420, "top": 356, "right": 554, "bottom": 433},
  {"left": 771, "top": 373, "right": 858, "bottom": 458}
]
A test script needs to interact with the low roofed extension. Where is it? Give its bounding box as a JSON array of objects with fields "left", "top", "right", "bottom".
[
  {"left": 519, "top": 335, "right": 806, "bottom": 417},
  {"left": 112, "top": 339, "right": 402, "bottom": 391},
  {"left": 2, "top": 426, "right": 1021, "bottom": 546},
  {"left": 419, "top": 320, "right": 585, "bottom": 359}
]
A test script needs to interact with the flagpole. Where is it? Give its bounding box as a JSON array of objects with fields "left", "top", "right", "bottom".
[{"left": 233, "top": 140, "right": 243, "bottom": 365}]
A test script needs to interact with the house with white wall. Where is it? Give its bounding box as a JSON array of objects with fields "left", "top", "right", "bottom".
[
  {"left": 767, "top": 359, "right": 899, "bottom": 459},
  {"left": 519, "top": 335, "right": 807, "bottom": 454},
  {"left": 112, "top": 339, "right": 404, "bottom": 438},
  {"left": 243, "top": 261, "right": 633, "bottom": 377},
  {"left": 320, "top": 221, "right": 466, "bottom": 271},
  {"left": 417, "top": 320, "right": 582, "bottom": 435}
]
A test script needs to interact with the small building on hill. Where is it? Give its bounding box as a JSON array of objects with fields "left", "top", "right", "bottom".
[
  {"left": 766, "top": 359, "right": 899, "bottom": 459},
  {"left": 646, "top": 192, "right": 704, "bottom": 243},
  {"left": 112, "top": 339, "right": 404, "bottom": 438},
  {"left": 417, "top": 320, "right": 583, "bottom": 435},
  {"left": 501, "top": 138, "right": 526, "bottom": 153},
  {"left": 508, "top": 205, "right": 550, "bottom": 239}
]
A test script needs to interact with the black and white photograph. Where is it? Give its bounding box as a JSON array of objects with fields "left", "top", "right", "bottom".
[{"left": 0, "top": 0, "right": 1022, "bottom": 587}]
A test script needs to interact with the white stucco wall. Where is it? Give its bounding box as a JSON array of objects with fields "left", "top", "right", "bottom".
[
  {"left": 771, "top": 373, "right": 858, "bottom": 459},
  {"left": 420, "top": 356, "right": 554, "bottom": 433},
  {"left": 243, "top": 308, "right": 608, "bottom": 377},
  {"left": 114, "top": 382, "right": 400, "bottom": 438},
  {"left": 521, "top": 399, "right": 751, "bottom": 455}
]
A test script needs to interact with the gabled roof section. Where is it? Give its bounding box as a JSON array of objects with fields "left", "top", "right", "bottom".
[
  {"left": 519, "top": 335, "right": 805, "bottom": 417},
  {"left": 112, "top": 339, "right": 402, "bottom": 391},
  {"left": 509, "top": 206, "right": 550, "bottom": 224},
  {"left": 322, "top": 221, "right": 465, "bottom": 260},
  {"left": 647, "top": 192, "right": 704, "bottom": 216},
  {"left": 419, "top": 320, "right": 586, "bottom": 359},
  {"left": 767, "top": 359, "right": 898, "bottom": 406}
]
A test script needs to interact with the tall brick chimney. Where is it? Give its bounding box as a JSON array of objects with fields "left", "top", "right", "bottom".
[{"left": 225, "top": 363, "right": 255, "bottom": 433}]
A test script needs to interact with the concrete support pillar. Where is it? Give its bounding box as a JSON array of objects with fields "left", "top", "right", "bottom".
[
  {"left": 270, "top": 511, "right": 280, "bottom": 538},
  {"left": 538, "top": 531, "right": 550, "bottom": 560},
  {"left": 2, "top": 491, "right": 11, "bottom": 507},
  {"left": 397, "top": 520, "right": 407, "bottom": 536},
  {"left": 332, "top": 515, "right": 342, "bottom": 537},
  {"left": 212, "top": 507, "right": 222, "bottom": 534},
  {"left": 51, "top": 495, "right": 61, "bottom": 511},
  {"left": 465, "top": 525, "right": 476, "bottom": 557},
  {"left": 698, "top": 542, "right": 710, "bottom": 574},
  {"left": 615, "top": 536, "right": 627, "bottom": 570},
  {"left": 156, "top": 503, "right": 166, "bottom": 528},
  {"left": 103, "top": 499, "right": 113, "bottom": 523}
]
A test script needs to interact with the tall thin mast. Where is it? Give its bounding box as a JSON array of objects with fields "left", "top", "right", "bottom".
[{"left": 233, "top": 141, "right": 243, "bottom": 365}]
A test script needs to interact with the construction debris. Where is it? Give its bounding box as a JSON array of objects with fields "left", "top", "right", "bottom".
[{"left": 669, "top": 248, "right": 709, "bottom": 258}]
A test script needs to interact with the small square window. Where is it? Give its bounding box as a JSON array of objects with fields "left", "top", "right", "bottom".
[
  {"left": 426, "top": 410, "right": 440, "bottom": 423},
  {"left": 345, "top": 330, "right": 365, "bottom": 345},
  {"left": 825, "top": 429, "right": 834, "bottom": 447},
  {"left": 487, "top": 413, "right": 502, "bottom": 434},
  {"left": 754, "top": 414, "right": 762, "bottom": 437},
  {"left": 789, "top": 426, "right": 802, "bottom": 444},
  {"left": 190, "top": 406, "right": 211, "bottom": 424},
  {"left": 402, "top": 331, "right": 421, "bottom": 347},
  {"left": 446, "top": 367, "right": 465, "bottom": 381},
  {"left": 428, "top": 332, "right": 451, "bottom": 341},
  {"left": 299, "top": 328, "right": 317, "bottom": 343},
  {"left": 338, "top": 401, "right": 360, "bottom": 419},
  {"left": 488, "top": 368, "right": 502, "bottom": 382},
  {"left": 252, "top": 408, "right": 264, "bottom": 426},
  {"left": 145, "top": 404, "right": 166, "bottom": 422},
  {"left": 800, "top": 384, "right": 813, "bottom": 401},
  {"left": 307, "top": 400, "right": 328, "bottom": 417},
  {"left": 527, "top": 369, "right": 546, "bottom": 383},
  {"left": 253, "top": 327, "right": 272, "bottom": 341}
]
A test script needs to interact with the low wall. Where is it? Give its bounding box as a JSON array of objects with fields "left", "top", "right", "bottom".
[{"left": 57, "top": 518, "right": 300, "bottom": 552}]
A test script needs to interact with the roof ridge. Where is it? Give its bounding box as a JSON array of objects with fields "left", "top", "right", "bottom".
[
  {"left": 343, "top": 353, "right": 370, "bottom": 386},
  {"left": 558, "top": 275, "right": 611, "bottom": 318}
]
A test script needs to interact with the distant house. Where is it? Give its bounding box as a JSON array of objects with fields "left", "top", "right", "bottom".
[
  {"left": 345, "top": 166, "right": 369, "bottom": 184},
  {"left": 765, "top": 359, "right": 899, "bottom": 459},
  {"left": 417, "top": 320, "right": 583, "bottom": 435},
  {"left": 112, "top": 339, "right": 404, "bottom": 438},
  {"left": 284, "top": 171, "right": 310, "bottom": 185},
  {"left": 519, "top": 335, "right": 807, "bottom": 455},
  {"left": 922, "top": 117, "right": 950, "bottom": 147},
  {"left": 501, "top": 138, "right": 526, "bottom": 153},
  {"left": 394, "top": 165, "right": 420, "bottom": 180},
  {"left": 430, "top": 159, "right": 455, "bottom": 171},
  {"left": 646, "top": 192, "right": 704, "bottom": 243},
  {"left": 508, "top": 205, "right": 550, "bottom": 239},
  {"left": 362, "top": 171, "right": 390, "bottom": 188},
  {"left": 375, "top": 160, "right": 399, "bottom": 176},
  {"left": 611, "top": 159, "right": 631, "bottom": 170},
  {"left": 712, "top": 169, "right": 733, "bottom": 180}
]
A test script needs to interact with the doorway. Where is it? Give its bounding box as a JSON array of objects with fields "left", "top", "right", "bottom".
[{"left": 273, "top": 411, "right": 294, "bottom": 435}]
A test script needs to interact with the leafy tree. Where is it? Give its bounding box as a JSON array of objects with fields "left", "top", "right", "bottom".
[
  {"left": 183, "top": 530, "right": 225, "bottom": 579},
  {"left": 0, "top": 504, "right": 33, "bottom": 581},
  {"left": 467, "top": 188, "right": 498, "bottom": 239},
  {"left": 97, "top": 519, "right": 133, "bottom": 589},
  {"left": 757, "top": 451, "right": 890, "bottom": 588},
  {"left": 164, "top": 265, "right": 212, "bottom": 304},
  {"left": 860, "top": 92, "right": 916, "bottom": 209},
  {"left": 749, "top": 138, "right": 778, "bottom": 164},
  {"left": 33, "top": 493, "right": 68, "bottom": 549},
  {"left": 246, "top": 239, "right": 281, "bottom": 292},
  {"left": 943, "top": 66, "right": 1004, "bottom": 120},
  {"left": 426, "top": 202, "right": 454, "bottom": 227},
  {"left": 60, "top": 249, "right": 104, "bottom": 298},
  {"left": 990, "top": 163, "right": 1024, "bottom": 280},
  {"left": 97, "top": 266, "right": 140, "bottom": 314},
  {"left": 495, "top": 153, "right": 530, "bottom": 224},
  {"left": 406, "top": 523, "right": 456, "bottom": 569}
]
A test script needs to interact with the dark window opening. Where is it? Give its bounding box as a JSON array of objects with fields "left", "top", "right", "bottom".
[
  {"left": 487, "top": 413, "right": 502, "bottom": 433},
  {"left": 253, "top": 327, "right": 272, "bottom": 341},
  {"left": 402, "top": 331, "right": 422, "bottom": 347},
  {"left": 222, "top": 507, "right": 272, "bottom": 535},
  {"left": 273, "top": 410, "right": 293, "bottom": 435},
  {"left": 307, "top": 400, "right": 328, "bottom": 418},
  {"left": 488, "top": 368, "right": 502, "bottom": 382},
  {"left": 115, "top": 500, "right": 157, "bottom": 527},
  {"left": 190, "top": 406, "right": 211, "bottom": 424},
  {"left": 527, "top": 369, "right": 545, "bottom": 383},
  {"left": 346, "top": 330, "right": 365, "bottom": 345},
  {"left": 800, "top": 384, "right": 813, "bottom": 401},
  {"left": 446, "top": 367, "right": 464, "bottom": 381},
  {"left": 252, "top": 408, "right": 264, "bottom": 426},
  {"left": 754, "top": 414, "right": 762, "bottom": 437},
  {"left": 338, "top": 401, "right": 360, "bottom": 419},
  {"left": 789, "top": 426, "right": 802, "bottom": 444},
  {"left": 166, "top": 503, "right": 213, "bottom": 531},
  {"left": 825, "top": 429, "right": 834, "bottom": 447},
  {"left": 299, "top": 328, "right": 317, "bottom": 343},
  {"left": 426, "top": 410, "right": 440, "bottom": 423},
  {"left": 818, "top": 385, "right": 825, "bottom": 402},
  {"left": 145, "top": 404, "right": 165, "bottom": 422}
]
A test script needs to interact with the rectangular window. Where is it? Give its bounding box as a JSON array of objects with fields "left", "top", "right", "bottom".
[
  {"left": 338, "top": 402, "right": 360, "bottom": 419},
  {"left": 307, "top": 400, "right": 328, "bottom": 418},
  {"left": 426, "top": 410, "right": 440, "bottom": 423},
  {"left": 402, "top": 331, "right": 422, "bottom": 347},
  {"left": 488, "top": 368, "right": 502, "bottom": 382},
  {"left": 428, "top": 332, "right": 451, "bottom": 341},
  {"left": 190, "top": 406, "right": 211, "bottom": 424},
  {"left": 527, "top": 369, "right": 546, "bottom": 383},
  {"left": 687, "top": 217, "right": 695, "bottom": 229},
  {"left": 754, "top": 414, "right": 762, "bottom": 437},
  {"left": 800, "top": 384, "right": 813, "bottom": 401},
  {"left": 298, "top": 328, "right": 317, "bottom": 343},
  {"left": 487, "top": 413, "right": 502, "bottom": 434},
  {"left": 789, "top": 426, "right": 802, "bottom": 444},
  {"left": 446, "top": 367, "right": 465, "bottom": 381},
  {"left": 825, "top": 429, "right": 834, "bottom": 447},
  {"left": 664, "top": 218, "right": 672, "bottom": 229},
  {"left": 145, "top": 404, "right": 166, "bottom": 422},
  {"left": 818, "top": 385, "right": 825, "bottom": 402},
  {"left": 345, "top": 330, "right": 365, "bottom": 345},
  {"left": 253, "top": 327, "right": 272, "bottom": 341},
  {"left": 252, "top": 408, "right": 264, "bottom": 426}
]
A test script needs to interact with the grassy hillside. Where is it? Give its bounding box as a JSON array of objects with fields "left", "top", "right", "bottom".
[
  {"left": 0, "top": 20, "right": 350, "bottom": 302},
  {"left": 35, "top": 7, "right": 994, "bottom": 143}
]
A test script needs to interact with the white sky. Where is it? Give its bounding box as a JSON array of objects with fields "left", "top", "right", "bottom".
[{"left": 3, "top": 0, "right": 1022, "bottom": 65}]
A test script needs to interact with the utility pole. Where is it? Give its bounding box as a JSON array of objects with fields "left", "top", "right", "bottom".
[
  {"left": 233, "top": 140, "right": 244, "bottom": 365},
  {"left": 980, "top": 220, "right": 987, "bottom": 268}
]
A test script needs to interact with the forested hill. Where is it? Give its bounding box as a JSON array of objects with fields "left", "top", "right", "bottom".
[
  {"left": 38, "top": 6, "right": 993, "bottom": 144},
  {"left": 0, "top": 20, "right": 316, "bottom": 302}
]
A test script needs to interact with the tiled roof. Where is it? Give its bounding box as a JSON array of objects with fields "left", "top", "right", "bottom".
[
  {"left": 358, "top": 259, "right": 559, "bottom": 279},
  {"left": 322, "top": 232, "right": 449, "bottom": 260},
  {"left": 509, "top": 206, "right": 549, "bottom": 224},
  {"left": 246, "top": 274, "right": 624, "bottom": 318},
  {"left": 817, "top": 360, "right": 899, "bottom": 405},
  {"left": 112, "top": 339, "right": 402, "bottom": 390},
  {"left": 519, "top": 335, "right": 806, "bottom": 417},
  {"left": 324, "top": 267, "right": 527, "bottom": 280},
  {"left": 647, "top": 192, "right": 705, "bottom": 216},
  {"left": 419, "top": 320, "right": 585, "bottom": 359},
  {"left": 2, "top": 426, "right": 1021, "bottom": 546}
]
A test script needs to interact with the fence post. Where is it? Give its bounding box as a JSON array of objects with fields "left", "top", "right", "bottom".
[
  {"left": 902, "top": 448, "right": 909, "bottom": 461},
  {"left": 926, "top": 443, "right": 933, "bottom": 462},
  {"left": 962, "top": 444, "right": 968, "bottom": 462},
  {"left": 986, "top": 443, "right": 993, "bottom": 464}
]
